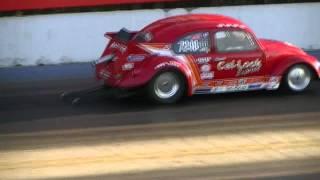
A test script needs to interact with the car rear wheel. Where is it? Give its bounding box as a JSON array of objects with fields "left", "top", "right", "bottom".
[
  {"left": 282, "top": 64, "right": 312, "bottom": 92},
  {"left": 148, "top": 71, "right": 185, "bottom": 104}
]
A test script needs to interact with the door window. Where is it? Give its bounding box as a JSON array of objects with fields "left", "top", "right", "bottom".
[
  {"left": 172, "top": 32, "right": 210, "bottom": 54},
  {"left": 214, "top": 30, "right": 257, "bottom": 52}
]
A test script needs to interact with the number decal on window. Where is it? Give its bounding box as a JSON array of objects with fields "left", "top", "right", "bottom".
[{"left": 173, "top": 32, "right": 210, "bottom": 54}]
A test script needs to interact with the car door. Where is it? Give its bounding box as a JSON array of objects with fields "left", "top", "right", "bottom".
[{"left": 209, "top": 29, "right": 266, "bottom": 92}]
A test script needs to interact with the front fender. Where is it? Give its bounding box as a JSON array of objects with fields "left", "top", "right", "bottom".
[{"left": 270, "top": 55, "right": 320, "bottom": 78}]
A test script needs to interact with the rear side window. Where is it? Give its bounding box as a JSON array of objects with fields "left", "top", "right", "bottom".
[
  {"left": 173, "top": 32, "right": 210, "bottom": 54},
  {"left": 133, "top": 31, "right": 153, "bottom": 42},
  {"left": 214, "top": 30, "right": 257, "bottom": 53}
]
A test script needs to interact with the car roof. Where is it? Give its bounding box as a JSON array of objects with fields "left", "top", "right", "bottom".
[{"left": 140, "top": 14, "right": 250, "bottom": 43}]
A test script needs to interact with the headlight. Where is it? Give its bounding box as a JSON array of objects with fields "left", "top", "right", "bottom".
[{"left": 94, "top": 54, "right": 114, "bottom": 65}]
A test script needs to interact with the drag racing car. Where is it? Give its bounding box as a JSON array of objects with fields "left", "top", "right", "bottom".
[{"left": 95, "top": 14, "right": 320, "bottom": 104}]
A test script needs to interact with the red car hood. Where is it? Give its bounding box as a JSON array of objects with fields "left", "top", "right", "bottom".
[{"left": 259, "top": 38, "right": 307, "bottom": 57}]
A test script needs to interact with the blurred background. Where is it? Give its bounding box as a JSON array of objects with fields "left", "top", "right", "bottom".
[{"left": 0, "top": 0, "right": 320, "bottom": 67}]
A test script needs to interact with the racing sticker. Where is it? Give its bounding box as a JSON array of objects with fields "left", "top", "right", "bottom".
[
  {"left": 193, "top": 76, "right": 280, "bottom": 94},
  {"left": 200, "top": 72, "right": 214, "bottom": 80},
  {"left": 238, "top": 78, "right": 246, "bottom": 85},
  {"left": 217, "top": 59, "right": 262, "bottom": 76},
  {"left": 248, "top": 83, "right": 263, "bottom": 90},
  {"left": 216, "top": 23, "right": 246, "bottom": 29},
  {"left": 225, "top": 85, "right": 249, "bottom": 92},
  {"left": 99, "top": 70, "right": 110, "bottom": 79},
  {"left": 127, "top": 54, "right": 145, "bottom": 62},
  {"left": 266, "top": 76, "right": 281, "bottom": 90},
  {"left": 122, "top": 63, "right": 134, "bottom": 71},
  {"left": 208, "top": 76, "right": 266, "bottom": 87},
  {"left": 200, "top": 64, "right": 211, "bottom": 72},
  {"left": 110, "top": 42, "right": 127, "bottom": 53},
  {"left": 174, "top": 32, "right": 210, "bottom": 54},
  {"left": 155, "top": 61, "right": 180, "bottom": 70},
  {"left": 196, "top": 57, "right": 211, "bottom": 64}
]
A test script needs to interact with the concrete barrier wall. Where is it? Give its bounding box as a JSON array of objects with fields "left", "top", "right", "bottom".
[{"left": 0, "top": 3, "right": 319, "bottom": 67}]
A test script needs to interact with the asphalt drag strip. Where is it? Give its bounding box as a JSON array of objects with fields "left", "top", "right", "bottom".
[{"left": 1, "top": 112, "right": 320, "bottom": 179}]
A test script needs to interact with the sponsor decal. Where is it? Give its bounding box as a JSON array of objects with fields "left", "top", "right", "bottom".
[
  {"left": 177, "top": 40, "right": 209, "bottom": 53},
  {"left": 215, "top": 80, "right": 224, "bottom": 86},
  {"left": 210, "top": 85, "right": 249, "bottom": 93},
  {"left": 248, "top": 83, "right": 263, "bottom": 89},
  {"left": 267, "top": 83, "right": 280, "bottom": 90},
  {"left": 122, "top": 63, "right": 134, "bottom": 71},
  {"left": 209, "top": 77, "right": 266, "bottom": 87},
  {"left": 99, "top": 70, "right": 110, "bottom": 79},
  {"left": 127, "top": 55, "right": 145, "bottom": 62},
  {"left": 216, "top": 23, "right": 246, "bottom": 29},
  {"left": 210, "top": 83, "right": 266, "bottom": 94},
  {"left": 200, "top": 72, "right": 214, "bottom": 80},
  {"left": 110, "top": 42, "right": 127, "bottom": 53},
  {"left": 269, "top": 76, "right": 280, "bottom": 82},
  {"left": 155, "top": 61, "right": 180, "bottom": 70},
  {"left": 200, "top": 64, "right": 211, "bottom": 72},
  {"left": 196, "top": 57, "right": 211, "bottom": 64},
  {"left": 266, "top": 76, "right": 281, "bottom": 90},
  {"left": 176, "top": 32, "right": 210, "bottom": 54},
  {"left": 194, "top": 88, "right": 211, "bottom": 94},
  {"left": 217, "top": 59, "right": 262, "bottom": 76},
  {"left": 194, "top": 76, "right": 273, "bottom": 94},
  {"left": 211, "top": 86, "right": 226, "bottom": 93},
  {"left": 238, "top": 78, "right": 246, "bottom": 85},
  {"left": 226, "top": 85, "right": 249, "bottom": 92}
]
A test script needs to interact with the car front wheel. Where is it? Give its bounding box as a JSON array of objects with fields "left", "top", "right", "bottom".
[
  {"left": 148, "top": 71, "right": 185, "bottom": 104},
  {"left": 282, "top": 64, "right": 312, "bottom": 92}
]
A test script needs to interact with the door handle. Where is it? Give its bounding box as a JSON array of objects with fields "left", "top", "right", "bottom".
[{"left": 214, "top": 57, "right": 226, "bottom": 61}]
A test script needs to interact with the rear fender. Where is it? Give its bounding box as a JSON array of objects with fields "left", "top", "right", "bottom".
[{"left": 143, "top": 58, "right": 194, "bottom": 96}]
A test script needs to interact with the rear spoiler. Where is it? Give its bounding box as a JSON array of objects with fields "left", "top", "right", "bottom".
[
  {"left": 104, "top": 32, "right": 118, "bottom": 39},
  {"left": 104, "top": 28, "right": 138, "bottom": 42}
]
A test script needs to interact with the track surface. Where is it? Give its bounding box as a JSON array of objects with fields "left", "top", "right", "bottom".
[
  {"left": 1, "top": 113, "right": 320, "bottom": 179},
  {"left": 0, "top": 51, "right": 320, "bottom": 134},
  {"left": 1, "top": 79, "right": 320, "bottom": 134}
]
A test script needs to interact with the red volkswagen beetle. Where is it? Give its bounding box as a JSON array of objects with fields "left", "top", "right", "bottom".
[{"left": 95, "top": 14, "right": 320, "bottom": 104}]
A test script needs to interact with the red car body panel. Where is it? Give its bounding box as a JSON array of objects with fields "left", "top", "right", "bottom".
[
  {"left": 259, "top": 39, "right": 320, "bottom": 77},
  {"left": 95, "top": 14, "right": 320, "bottom": 96}
]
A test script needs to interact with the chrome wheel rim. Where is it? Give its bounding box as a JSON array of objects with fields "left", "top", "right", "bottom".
[
  {"left": 154, "top": 73, "right": 179, "bottom": 99},
  {"left": 287, "top": 66, "right": 311, "bottom": 91}
]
